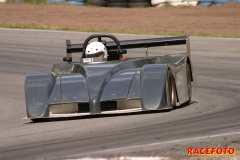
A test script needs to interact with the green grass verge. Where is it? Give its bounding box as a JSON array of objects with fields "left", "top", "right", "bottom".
[{"left": 0, "top": 23, "right": 240, "bottom": 38}]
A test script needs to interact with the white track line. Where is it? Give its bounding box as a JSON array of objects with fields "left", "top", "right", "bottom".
[{"left": 64, "top": 157, "right": 169, "bottom": 160}]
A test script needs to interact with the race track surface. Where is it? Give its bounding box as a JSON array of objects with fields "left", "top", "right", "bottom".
[{"left": 0, "top": 29, "right": 240, "bottom": 160}]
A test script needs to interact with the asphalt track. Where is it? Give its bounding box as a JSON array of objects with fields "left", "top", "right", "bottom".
[{"left": 0, "top": 29, "right": 240, "bottom": 160}]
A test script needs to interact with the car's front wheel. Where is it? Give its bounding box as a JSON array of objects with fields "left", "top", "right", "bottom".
[
  {"left": 186, "top": 63, "right": 192, "bottom": 105},
  {"left": 168, "top": 70, "right": 176, "bottom": 108}
]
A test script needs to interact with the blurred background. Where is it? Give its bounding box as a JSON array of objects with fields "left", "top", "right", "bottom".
[{"left": 1, "top": 0, "right": 240, "bottom": 7}]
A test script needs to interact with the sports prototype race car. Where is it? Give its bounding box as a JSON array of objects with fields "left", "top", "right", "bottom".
[{"left": 25, "top": 33, "right": 196, "bottom": 122}]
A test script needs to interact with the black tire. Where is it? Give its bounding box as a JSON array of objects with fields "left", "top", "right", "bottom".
[
  {"left": 108, "top": 2, "right": 128, "bottom": 7},
  {"left": 186, "top": 64, "right": 192, "bottom": 105},
  {"left": 87, "top": 0, "right": 108, "bottom": 6},
  {"left": 107, "top": 0, "right": 128, "bottom": 2},
  {"left": 128, "top": 2, "right": 151, "bottom": 7},
  {"left": 129, "top": 0, "right": 150, "bottom": 2},
  {"left": 168, "top": 70, "right": 176, "bottom": 108}
]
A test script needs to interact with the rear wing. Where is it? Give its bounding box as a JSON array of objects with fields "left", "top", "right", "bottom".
[{"left": 65, "top": 32, "right": 190, "bottom": 60}]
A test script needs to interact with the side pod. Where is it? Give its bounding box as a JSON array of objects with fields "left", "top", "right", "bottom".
[{"left": 140, "top": 64, "right": 170, "bottom": 110}]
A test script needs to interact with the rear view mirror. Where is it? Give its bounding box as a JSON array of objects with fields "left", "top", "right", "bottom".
[
  {"left": 63, "top": 57, "right": 72, "bottom": 62},
  {"left": 118, "top": 49, "right": 127, "bottom": 54}
]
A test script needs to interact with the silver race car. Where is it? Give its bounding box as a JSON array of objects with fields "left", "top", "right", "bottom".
[{"left": 25, "top": 33, "right": 196, "bottom": 122}]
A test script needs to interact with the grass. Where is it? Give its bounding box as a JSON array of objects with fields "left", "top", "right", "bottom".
[
  {"left": 1, "top": 2, "right": 240, "bottom": 38},
  {"left": 0, "top": 23, "right": 185, "bottom": 36},
  {"left": 1, "top": 23, "right": 240, "bottom": 38}
]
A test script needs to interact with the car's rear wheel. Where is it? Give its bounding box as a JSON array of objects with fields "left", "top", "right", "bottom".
[
  {"left": 108, "top": 2, "right": 128, "bottom": 7},
  {"left": 168, "top": 70, "right": 176, "bottom": 108},
  {"left": 186, "top": 63, "right": 192, "bottom": 104}
]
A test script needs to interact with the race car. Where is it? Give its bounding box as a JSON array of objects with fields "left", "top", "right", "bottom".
[{"left": 25, "top": 33, "right": 196, "bottom": 122}]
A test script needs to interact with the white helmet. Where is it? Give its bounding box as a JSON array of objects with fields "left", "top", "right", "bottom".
[{"left": 85, "top": 42, "right": 107, "bottom": 59}]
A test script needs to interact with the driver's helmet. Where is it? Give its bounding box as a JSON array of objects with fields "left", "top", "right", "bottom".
[{"left": 85, "top": 42, "right": 107, "bottom": 59}]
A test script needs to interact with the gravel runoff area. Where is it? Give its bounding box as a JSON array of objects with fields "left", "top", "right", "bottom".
[{"left": 0, "top": 2, "right": 240, "bottom": 37}]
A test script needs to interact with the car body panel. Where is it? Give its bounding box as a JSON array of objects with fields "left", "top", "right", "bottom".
[
  {"left": 140, "top": 64, "right": 169, "bottom": 110},
  {"left": 101, "top": 71, "right": 136, "bottom": 101},
  {"left": 61, "top": 74, "right": 89, "bottom": 103},
  {"left": 128, "top": 71, "right": 141, "bottom": 99}
]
